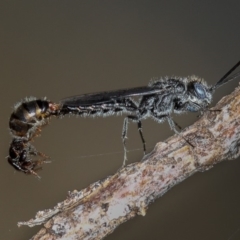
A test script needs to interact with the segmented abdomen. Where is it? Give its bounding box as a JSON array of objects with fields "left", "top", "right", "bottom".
[{"left": 9, "top": 99, "right": 51, "bottom": 138}]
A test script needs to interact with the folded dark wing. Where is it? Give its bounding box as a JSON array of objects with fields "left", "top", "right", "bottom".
[{"left": 60, "top": 86, "right": 164, "bottom": 106}]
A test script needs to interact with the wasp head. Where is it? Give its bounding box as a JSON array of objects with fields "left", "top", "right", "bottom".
[
  {"left": 187, "top": 77, "right": 212, "bottom": 111},
  {"left": 174, "top": 76, "right": 212, "bottom": 113}
]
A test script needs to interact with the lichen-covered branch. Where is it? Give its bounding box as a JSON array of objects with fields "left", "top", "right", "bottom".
[{"left": 19, "top": 86, "right": 240, "bottom": 240}]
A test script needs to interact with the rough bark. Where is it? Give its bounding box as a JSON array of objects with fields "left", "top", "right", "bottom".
[{"left": 18, "top": 86, "right": 240, "bottom": 240}]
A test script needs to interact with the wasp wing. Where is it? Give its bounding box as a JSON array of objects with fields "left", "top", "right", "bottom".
[{"left": 60, "top": 86, "right": 165, "bottom": 106}]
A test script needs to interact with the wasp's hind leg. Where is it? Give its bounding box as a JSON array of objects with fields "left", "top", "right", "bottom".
[
  {"left": 122, "top": 117, "right": 129, "bottom": 167},
  {"left": 122, "top": 116, "right": 146, "bottom": 167}
]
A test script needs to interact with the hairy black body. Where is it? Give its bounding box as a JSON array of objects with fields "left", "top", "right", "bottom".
[{"left": 8, "top": 61, "right": 240, "bottom": 177}]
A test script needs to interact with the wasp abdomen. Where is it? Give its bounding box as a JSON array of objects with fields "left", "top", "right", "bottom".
[
  {"left": 8, "top": 98, "right": 60, "bottom": 176},
  {"left": 9, "top": 99, "right": 50, "bottom": 138}
]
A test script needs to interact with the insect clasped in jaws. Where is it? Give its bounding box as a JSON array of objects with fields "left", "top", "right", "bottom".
[{"left": 7, "top": 61, "right": 240, "bottom": 177}]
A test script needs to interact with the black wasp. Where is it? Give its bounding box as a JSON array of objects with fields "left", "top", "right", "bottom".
[{"left": 8, "top": 61, "right": 240, "bottom": 177}]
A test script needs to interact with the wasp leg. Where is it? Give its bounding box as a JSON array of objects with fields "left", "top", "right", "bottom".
[
  {"left": 166, "top": 116, "right": 194, "bottom": 148},
  {"left": 122, "top": 117, "right": 129, "bottom": 167},
  {"left": 137, "top": 120, "right": 146, "bottom": 154},
  {"left": 122, "top": 115, "right": 146, "bottom": 167},
  {"left": 173, "top": 120, "right": 182, "bottom": 130}
]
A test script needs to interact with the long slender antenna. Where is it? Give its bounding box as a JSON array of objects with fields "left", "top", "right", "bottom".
[{"left": 211, "top": 60, "right": 240, "bottom": 91}]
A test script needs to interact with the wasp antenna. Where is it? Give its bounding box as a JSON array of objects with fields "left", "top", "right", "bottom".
[{"left": 211, "top": 60, "right": 240, "bottom": 91}]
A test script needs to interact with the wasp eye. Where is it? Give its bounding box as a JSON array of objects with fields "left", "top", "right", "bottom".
[{"left": 189, "top": 82, "right": 207, "bottom": 99}]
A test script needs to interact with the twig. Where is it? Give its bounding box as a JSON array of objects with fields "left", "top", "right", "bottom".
[{"left": 18, "top": 86, "right": 240, "bottom": 240}]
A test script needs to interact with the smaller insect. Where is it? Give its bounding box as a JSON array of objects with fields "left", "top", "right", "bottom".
[{"left": 7, "top": 61, "right": 240, "bottom": 177}]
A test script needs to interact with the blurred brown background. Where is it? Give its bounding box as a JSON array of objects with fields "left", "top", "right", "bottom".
[{"left": 1, "top": 1, "right": 240, "bottom": 240}]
